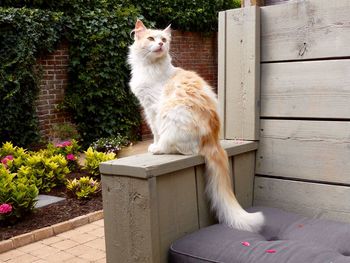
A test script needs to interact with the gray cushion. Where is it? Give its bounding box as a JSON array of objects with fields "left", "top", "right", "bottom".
[{"left": 169, "top": 207, "right": 350, "bottom": 263}]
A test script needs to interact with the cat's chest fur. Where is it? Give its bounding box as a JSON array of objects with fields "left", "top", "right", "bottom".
[{"left": 130, "top": 62, "right": 176, "bottom": 110}]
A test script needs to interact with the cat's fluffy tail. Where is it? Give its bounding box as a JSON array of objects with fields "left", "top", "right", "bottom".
[{"left": 201, "top": 142, "right": 264, "bottom": 232}]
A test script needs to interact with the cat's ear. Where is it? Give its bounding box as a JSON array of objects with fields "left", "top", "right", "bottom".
[
  {"left": 163, "top": 24, "right": 172, "bottom": 35},
  {"left": 134, "top": 19, "right": 147, "bottom": 39}
]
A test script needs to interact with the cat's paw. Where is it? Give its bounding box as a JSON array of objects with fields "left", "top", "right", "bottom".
[{"left": 148, "top": 143, "right": 163, "bottom": 155}]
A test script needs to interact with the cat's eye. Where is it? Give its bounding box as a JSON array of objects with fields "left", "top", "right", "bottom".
[
  {"left": 162, "top": 38, "right": 167, "bottom": 43},
  {"left": 147, "top": 36, "right": 155, "bottom": 41}
]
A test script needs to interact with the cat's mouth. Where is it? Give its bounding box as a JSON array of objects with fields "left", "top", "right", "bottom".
[{"left": 153, "top": 47, "right": 164, "bottom": 53}]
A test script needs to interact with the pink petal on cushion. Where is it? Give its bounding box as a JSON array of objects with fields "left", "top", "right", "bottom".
[
  {"left": 265, "top": 249, "right": 276, "bottom": 254},
  {"left": 241, "top": 241, "right": 250, "bottom": 247}
]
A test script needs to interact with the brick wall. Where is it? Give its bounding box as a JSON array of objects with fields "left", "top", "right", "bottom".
[
  {"left": 141, "top": 30, "right": 218, "bottom": 139},
  {"left": 36, "top": 31, "right": 218, "bottom": 141},
  {"left": 36, "top": 41, "right": 71, "bottom": 140}
]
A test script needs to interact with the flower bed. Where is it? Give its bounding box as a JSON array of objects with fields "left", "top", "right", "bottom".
[{"left": 0, "top": 138, "right": 126, "bottom": 240}]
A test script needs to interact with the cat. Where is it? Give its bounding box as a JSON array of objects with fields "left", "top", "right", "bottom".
[{"left": 128, "top": 20, "right": 264, "bottom": 232}]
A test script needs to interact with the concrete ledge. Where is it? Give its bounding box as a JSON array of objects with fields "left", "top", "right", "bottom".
[
  {"left": 0, "top": 210, "right": 103, "bottom": 254},
  {"left": 100, "top": 140, "right": 258, "bottom": 178}
]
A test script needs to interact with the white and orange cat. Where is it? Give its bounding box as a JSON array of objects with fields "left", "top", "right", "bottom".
[{"left": 128, "top": 20, "right": 264, "bottom": 232}]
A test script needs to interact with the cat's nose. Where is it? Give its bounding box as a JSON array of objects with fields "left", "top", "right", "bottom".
[{"left": 158, "top": 42, "right": 164, "bottom": 46}]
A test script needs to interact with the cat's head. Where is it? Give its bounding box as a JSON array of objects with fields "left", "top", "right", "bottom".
[{"left": 130, "top": 20, "right": 171, "bottom": 62}]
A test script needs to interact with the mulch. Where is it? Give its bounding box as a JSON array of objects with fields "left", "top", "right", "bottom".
[{"left": 0, "top": 172, "right": 103, "bottom": 241}]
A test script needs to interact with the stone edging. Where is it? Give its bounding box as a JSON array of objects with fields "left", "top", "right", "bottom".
[{"left": 0, "top": 210, "right": 103, "bottom": 254}]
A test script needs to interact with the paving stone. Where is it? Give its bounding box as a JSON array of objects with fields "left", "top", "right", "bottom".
[
  {"left": 18, "top": 242, "right": 49, "bottom": 253},
  {"left": 88, "top": 227, "right": 105, "bottom": 238},
  {"left": 40, "top": 236, "right": 65, "bottom": 246},
  {"left": 50, "top": 239, "right": 79, "bottom": 250},
  {"left": 35, "top": 195, "right": 65, "bottom": 208},
  {"left": 29, "top": 246, "right": 60, "bottom": 258},
  {"left": 5, "top": 253, "right": 39, "bottom": 263},
  {"left": 0, "top": 240, "right": 13, "bottom": 254},
  {"left": 0, "top": 249, "right": 25, "bottom": 261},
  {"left": 65, "top": 244, "right": 91, "bottom": 257},
  {"left": 84, "top": 238, "right": 105, "bottom": 252}
]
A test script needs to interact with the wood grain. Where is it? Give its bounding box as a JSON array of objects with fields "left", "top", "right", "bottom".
[
  {"left": 156, "top": 168, "right": 199, "bottom": 262},
  {"left": 100, "top": 140, "right": 258, "bottom": 178},
  {"left": 234, "top": 152, "right": 255, "bottom": 208},
  {"left": 261, "top": 0, "right": 350, "bottom": 62},
  {"left": 254, "top": 176, "right": 350, "bottom": 223},
  {"left": 256, "top": 119, "right": 350, "bottom": 184},
  {"left": 261, "top": 60, "right": 350, "bottom": 118},
  {"left": 224, "top": 6, "right": 260, "bottom": 140}
]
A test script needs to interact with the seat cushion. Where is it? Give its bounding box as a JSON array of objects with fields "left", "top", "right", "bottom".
[{"left": 169, "top": 207, "right": 350, "bottom": 263}]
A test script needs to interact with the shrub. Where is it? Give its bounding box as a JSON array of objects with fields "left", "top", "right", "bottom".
[
  {"left": 0, "top": 142, "right": 29, "bottom": 172},
  {"left": 45, "top": 139, "right": 80, "bottom": 171},
  {"left": 0, "top": 166, "right": 38, "bottom": 225},
  {"left": 0, "top": 7, "right": 64, "bottom": 147},
  {"left": 17, "top": 153, "right": 70, "bottom": 193},
  {"left": 51, "top": 123, "right": 81, "bottom": 141},
  {"left": 130, "top": 0, "right": 241, "bottom": 32},
  {"left": 90, "top": 134, "right": 131, "bottom": 154},
  {"left": 83, "top": 147, "right": 116, "bottom": 177},
  {"left": 63, "top": 4, "right": 142, "bottom": 147},
  {"left": 66, "top": 176, "right": 100, "bottom": 199}
]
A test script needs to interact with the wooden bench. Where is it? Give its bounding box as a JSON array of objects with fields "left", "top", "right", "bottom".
[{"left": 101, "top": 1, "right": 350, "bottom": 262}]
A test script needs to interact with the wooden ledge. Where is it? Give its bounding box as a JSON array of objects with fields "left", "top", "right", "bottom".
[{"left": 100, "top": 140, "right": 258, "bottom": 179}]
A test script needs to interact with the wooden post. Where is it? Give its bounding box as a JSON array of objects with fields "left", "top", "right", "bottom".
[
  {"left": 241, "top": 0, "right": 264, "bottom": 7},
  {"left": 101, "top": 141, "right": 258, "bottom": 263},
  {"left": 218, "top": 6, "right": 261, "bottom": 141}
]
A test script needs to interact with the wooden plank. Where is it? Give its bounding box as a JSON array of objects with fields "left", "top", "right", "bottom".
[
  {"left": 100, "top": 140, "right": 258, "bottom": 178},
  {"left": 101, "top": 176, "right": 160, "bottom": 263},
  {"left": 256, "top": 120, "right": 350, "bottom": 184},
  {"left": 254, "top": 176, "right": 350, "bottom": 223},
  {"left": 156, "top": 168, "right": 199, "bottom": 262},
  {"left": 261, "top": 0, "right": 350, "bottom": 62},
  {"left": 195, "top": 165, "right": 216, "bottom": 228},
  {"left": 218, "top": 11, "right": 226, "bottom": 139},
  {"left": 261, "top": 60, "right": 350, "bottom": 118},
  {"left": 234, "top": 152, "right": 255, "bottom": 208},
  {"left": 225, "top": 6, "right": 260, "bottom": 140}
]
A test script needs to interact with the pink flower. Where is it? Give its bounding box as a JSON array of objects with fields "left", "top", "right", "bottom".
[
  {"left": 1, "top": 155, "right": 14, "bottom": 166},
  {"left": 62, "top": 141, "right": 72, "bottom": 147},
  {"left": 265, "top": 249, "right": 276, "bottom": 254},
  {"left": 0, "top": 203, "right": 12, "bottom": 214},
  {"left": 66, "top": 154, "right": 76, "bottom": 161},
  {"left": 241, "top": 241, "right": 250, "bottom": 247},
  {"left": 55, "top": 143, "right": 64, "bottom": 148}
]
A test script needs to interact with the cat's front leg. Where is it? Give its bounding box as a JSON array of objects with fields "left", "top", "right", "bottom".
[{"left": 148, "top": 143, "right": 163, "bottom": 154}]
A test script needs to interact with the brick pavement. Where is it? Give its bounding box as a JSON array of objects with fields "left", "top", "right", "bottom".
[{"left": 0, "top": 219, "right": 105, "bottom": 263}]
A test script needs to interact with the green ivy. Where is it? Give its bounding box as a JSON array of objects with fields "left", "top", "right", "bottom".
[
  {"left": 130, "top": 0, "right": 241, "bottom": 32},
  {"left": 0, "top": 7, "right": 64, "bottom": 146},
  {"left": 62, "top": 4, "right": 142, "bottom": 146},
  {"left": 1, "top": 0, "right": 240, "bottom": 147}
]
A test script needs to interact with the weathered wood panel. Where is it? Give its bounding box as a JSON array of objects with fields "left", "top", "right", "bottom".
[
  {"left": 195, "top": 165, "right": 216, "bottom": 228},
  {"left": 261, "top": 60, "right": 350, "bottom": 118},
  {"left": 100, "top": 140, "right": 258, "bottom": 178},
  {"left": 218, "top": 11, "right": 227, "bottom": 139},
  {"left": 223, "top": 6, "right": 260, "bottom": 140},
  {"left": 234, "top": 152, "right": 255, "bottom": 208},
  {"left": 254, "top": 176, "right": 350, "bottom": 223},
  {"left": 102, "top": 176, "right": 160, "bottom": 263},
  {"left": 256, "top": 119, "right": 350, "bottom": 184},
  {"left": 156, "top": 168, "right": 199, "bottom": 262},
  {"left": 261, "top": 0, "right": 350, "bottom": 62}
]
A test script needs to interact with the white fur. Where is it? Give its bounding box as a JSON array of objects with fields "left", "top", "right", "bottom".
[{"left": 128, "top": 23, "right": 265, "bottom": 232}]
